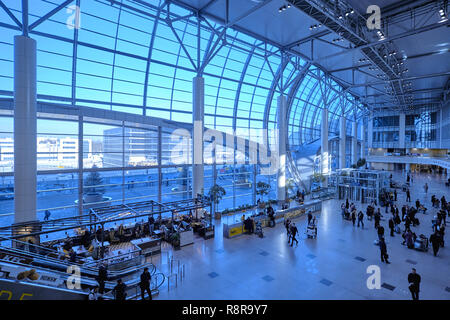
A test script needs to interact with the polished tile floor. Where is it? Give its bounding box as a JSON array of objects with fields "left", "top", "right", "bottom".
[{"left": 152, "top": 171, "right": 450, "bottom": 300}]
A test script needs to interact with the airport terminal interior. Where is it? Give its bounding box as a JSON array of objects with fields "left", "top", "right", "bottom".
[{"left": 0, "top": 0, "right": 449, "bottom": 300}]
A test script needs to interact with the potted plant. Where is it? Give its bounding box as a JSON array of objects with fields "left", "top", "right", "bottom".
[
  {"left": 208, "top": 184, "right": 226, "bottom": 220},
  {"left": 256, "top": 181, "right": 271, "bottom": 208},
  {"left": 83, "top": 165, "right": 106, "bottom": 204},
  {"left": 170, "top": 232, "right": 181, "bottom": 250},
  {"left": 356, "top": 158, "right": 366, "bottom": 168}
]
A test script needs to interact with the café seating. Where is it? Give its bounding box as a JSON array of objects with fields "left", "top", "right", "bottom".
[{"left": 109, "top": 229, "right": 120, "bottom": 245}]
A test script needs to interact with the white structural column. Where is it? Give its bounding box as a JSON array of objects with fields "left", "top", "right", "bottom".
[
  {"left": 192, "top": 76, "right": 204, "bottom": 198},
  {"left": 368, "top": 111, "right": 373, "bottom": 149},
  {"left": 399, "top": 113, "right": 405, "bottom": 148},
  {"left": 360, "top": 121, "right": 366, "bottom": 159},
  {"left": 405, "top": 148, "right": 410, "bottom": 172},
  {"left": 351, "top": 120, "right": 358, "bottom": 165},
  {"left": 339, "top": 116, "right": 346, "bottom": 169},
  {"left": 14, "top": 35, "right": 37, "bottom": 224},
  {"left": 321, "top": 108, "right": 329, "bottom": 187},
  {"left": 277, "top": 95, "right": 287, "bottom": 202}
]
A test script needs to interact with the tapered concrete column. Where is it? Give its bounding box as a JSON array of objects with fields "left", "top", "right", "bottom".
[
  {"left": 277, "top": 95, "right": 287, "bottom": 202},
  {"left": 339, "top": 116, "right": 346, "bottom": 169},
  {"left": 14, "top": 35, "right": 37, "bottom": 224},
  {"left": 192, "top": 76, "right": 204, "bottom": 198},
  {"left": 351, "top": 120, "right": 358, "bottom": 165},
  {"left": 399, "top": 113, "right": 405, "bottom": 148},
  {"left": 360, "top": 121, "right": 365, "bottom": 159},
  {"left": 321, "top": 108, "right": 329, "bottom": 187},
  {"left": 405, "top": 148, "right": 410, "bottom": 173}
]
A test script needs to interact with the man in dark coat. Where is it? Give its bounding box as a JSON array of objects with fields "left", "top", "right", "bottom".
[
  {"left": 377, "top": 225, "right": 385, "bottom": 241},
  {"left": 408, "top": 268, "right": 421, "bottom": 300},
  {"left": 379, "top": 237, "right": 390, "bottom": 264},
  {"left": 290, "top": 223, "right": 298, "bottom": 247},
  {"left": 357, "top": 211, "right": 364, "bottom": 228},
  {"left": 97, "top": 264, "right": 108, "bottom": 294},
  {"left": 406, "top": 189, "right": 411, "bottom": 202},
  {"left": 389, "top": 218, "right": 395, "bottom": 237},
  {"left": 139, "top": 267, "right": 152, "bottom": 300},
  {"left": 430, "top": 231, "right": 441, "bottom": 256},
  {"left": 113, "top": 279, "right": 127, "bottom": 300},
  {"left": 374, "top": 211, "right": 381, "bottom": 229}
]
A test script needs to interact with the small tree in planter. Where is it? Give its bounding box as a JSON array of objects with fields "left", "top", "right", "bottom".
[
  {"left": 208, "top": 184, "right": 226, "bottom": 219},
  {"left": 83, "top": 165, "right": 106, "bottom": 204},
  {"left": 256, "top": 181, "right": 271, "bottom": 208},
  {"left": 170, "top": 232, "right": 181, "bottom": 250},
  {"left": 356, "top": 158, "right": 366, "bottom": 168}
]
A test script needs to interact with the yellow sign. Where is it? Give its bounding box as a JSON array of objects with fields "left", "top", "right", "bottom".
[{"left": 228, "top": 226, "right": 244, "bottom": 237}]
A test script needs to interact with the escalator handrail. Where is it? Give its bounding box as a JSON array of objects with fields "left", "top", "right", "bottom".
[{"left": 0, "top": 244, "right": 156, "bottom": 279}]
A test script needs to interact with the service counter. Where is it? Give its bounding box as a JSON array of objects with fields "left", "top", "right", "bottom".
[
  {"left": 179, "top": 230, "right": 194, "bottom": 247},
  {"left": 130, "top": 237, "right": 161, "bottom": 256},
  {"left": 223, "top": 200, "right": 322, "bottom": 239}
]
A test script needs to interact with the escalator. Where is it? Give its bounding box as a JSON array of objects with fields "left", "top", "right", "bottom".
[
  {"left": 0, "top": 238, "right": 165, "bottom": 300},
  {"left": 0, "top": 238, "right": 155, "bottom": 279}
]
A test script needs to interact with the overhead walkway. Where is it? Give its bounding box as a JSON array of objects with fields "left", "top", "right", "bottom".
[{"left": 367, "top": 155, "right": 450, "bottom": 171}]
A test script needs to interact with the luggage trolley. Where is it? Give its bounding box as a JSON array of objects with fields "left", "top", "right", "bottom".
[
  {"left": 306, "top": 216, "right": 318, "bottom": 239},
  {"left": 414, "top": 234, "right": 429, "bottom": 252},
  {"left": 306, "top": 224, "right": 317, "bottom": 239}
]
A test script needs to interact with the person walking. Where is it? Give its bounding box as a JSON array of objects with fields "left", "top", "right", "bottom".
[
  {"left": 285, "top": 219, "right": 291, "bottom": 243},
  {"left": 408, "top": 268, "right": 421, "bottom": 300},
  {"left": 394, "top": 189, "right": 397, "bottom": 201},
  {"left": 424, "top": 183, "right": 428, "bottom": 194},
  {"left": 406, "top": 189, "right": 411, "bottom": 202},
  {"left": 139, "top": 267, "right": 152, "bottom": 300},
  {"left": 374, "top": 210, "right": 381, "bottom": 229},
  {"left": 357, "top": 211, "right": 364, "bottom": 228},
  {"left": 96, "top": 263, "right": 108, "bottom": 294},
  {"left": 430, "top": 231, "right": 441, "bottom": 256},
  {"left": 290, "top": 223, "right": 298, "bottom": 247},
  {"left": 379, "top": 237, "right": 390, "bottom": 264},
  {"left": 389, "top": 217, "right": 395, "bottom": 237},
  {"left": 44, "top": 209, "right": 51, "bottom": 221}
]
